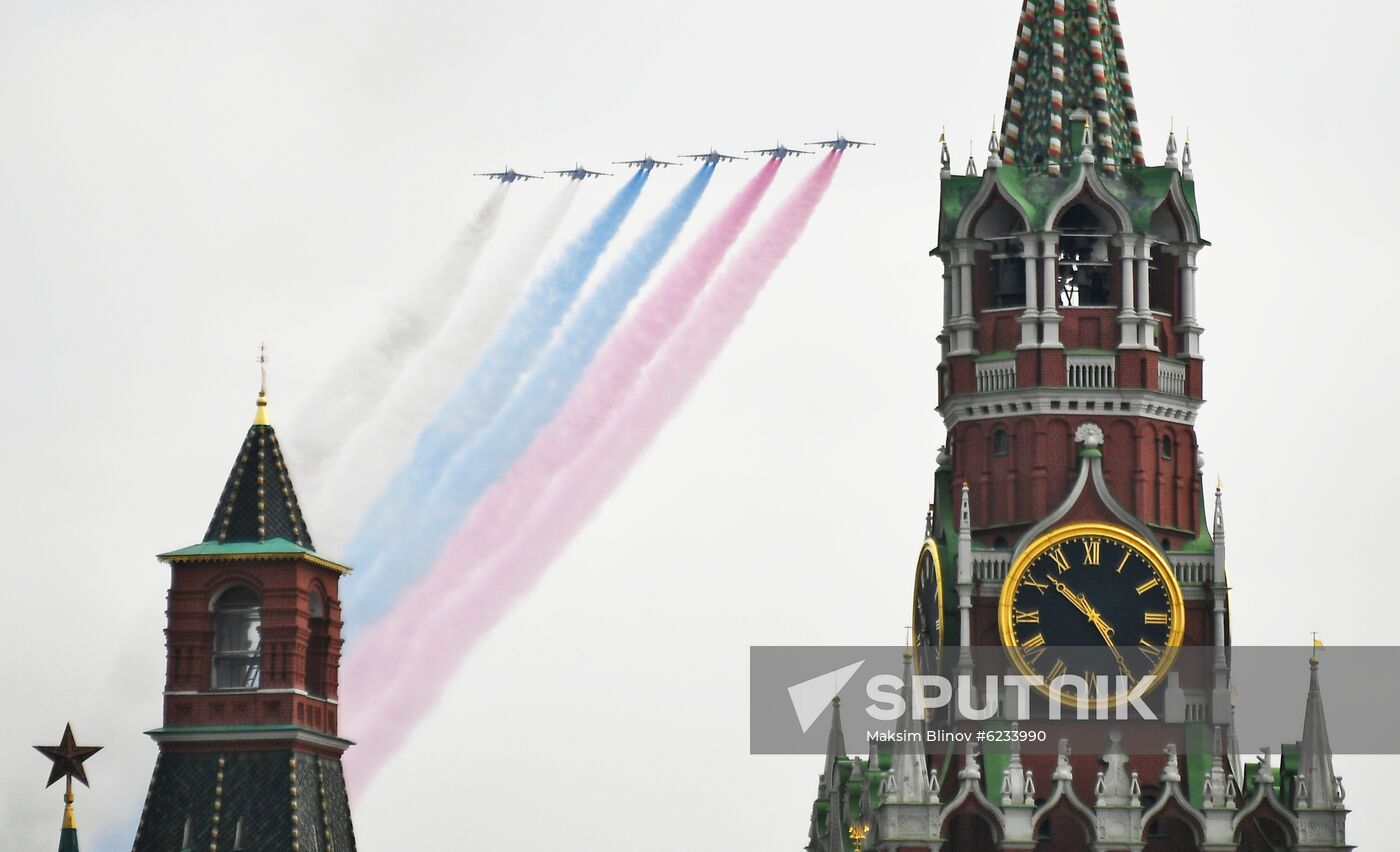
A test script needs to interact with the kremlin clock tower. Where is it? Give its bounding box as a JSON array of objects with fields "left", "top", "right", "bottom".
[{"left": 803, "top": 2, "right": 1353, "bottom": 851}]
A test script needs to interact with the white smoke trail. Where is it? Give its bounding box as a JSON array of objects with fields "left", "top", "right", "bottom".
[
  {"left": 307, "top": 183, "right": 581, "bottom": 554},
  {"left": 290, "top": 184, "right": 509, "bottom": 484}
]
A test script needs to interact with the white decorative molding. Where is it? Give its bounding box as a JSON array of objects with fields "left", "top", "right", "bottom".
[
  {"left": 939, "top": 388, "right": 1201, "bottom": 428},
  {"left": 975, "top": 360, "right": 1018, "bottom": 393},
  {"left": 1074, "top": 422, "right": 1105, "bottom": 448},
  {"left": 1158, "top": 359, "right": 1187, "bottom": 396},
  {"left": 1067, "top": 354, "right": 1117, "bottom": 390}
]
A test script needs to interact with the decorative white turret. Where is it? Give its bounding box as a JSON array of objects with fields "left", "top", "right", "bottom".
[
  {"left": 1212, "top": 479, "right": 1232, "bottom": 723},
  {"left": 874, "top": 666, "right": 941, "bottom": 852},
  {"left": 956, "top": 483, "right": 974, "bottom": 678},
  {"left": 1293, "top": 653, "right": 1352, "bottom": 850}
]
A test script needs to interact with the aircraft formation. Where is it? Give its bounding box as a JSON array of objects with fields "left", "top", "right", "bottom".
[{"left": 479, "top": 134, "right": 871, "bottom": 181}]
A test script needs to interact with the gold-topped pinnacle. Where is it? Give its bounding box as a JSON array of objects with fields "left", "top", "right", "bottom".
[
  {"left": 62, "top": 781, "right": 76, "bottom": 830},
  {"left": 254, "top": 342, "right": 270, "bottom": 426}
]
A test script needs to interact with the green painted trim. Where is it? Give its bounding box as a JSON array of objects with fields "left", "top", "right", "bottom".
[
  {"left": 158, "top": 538, "right": 351, "bottom": 574},
  {"left": 1185, "top": 723, "right": 1214, "bottom": 809},
  {"left": 59, "top": 827, "right": 80, "bottom": 852},
  {"left": 980, "top": 720, "right": 1012, "bottom": 803},
  {"left": 974, "top": 350, "right": 1018, "bottom": 363},
  {"left": 1064, "top": 348, "right": 1115, "bottom": 356}
]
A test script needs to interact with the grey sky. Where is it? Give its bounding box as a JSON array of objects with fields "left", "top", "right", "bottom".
[{"left": 0, "top": 1, "right": 1394, "bottom": 848}]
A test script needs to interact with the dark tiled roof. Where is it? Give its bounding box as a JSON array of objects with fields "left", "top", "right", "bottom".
[
  {"left": 203, "top": 424, "right": 314, "bottom": 550},
  {"left": 132, "top": 750, "right": 356, "bottom": 852}
]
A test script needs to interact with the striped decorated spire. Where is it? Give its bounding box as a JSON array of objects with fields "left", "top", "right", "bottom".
[{"left": 998, "top": 0, "right": 1147, "bottom": 173}]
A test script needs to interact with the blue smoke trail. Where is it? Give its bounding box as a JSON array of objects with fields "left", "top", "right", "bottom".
[
  {"left": 344, "top": 170, "right": 647, "bottom": 613},
  {"left": 349, "top": 164, "right": 714, "bottom": 627}
]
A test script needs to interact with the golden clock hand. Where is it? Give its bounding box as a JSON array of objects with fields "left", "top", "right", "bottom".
[
  {"left": 1046, "top": 575, "right": 1096, "bottom": 618},
  {"left": 1081, "top": 606, "right": 1136, "bottom": 684}
]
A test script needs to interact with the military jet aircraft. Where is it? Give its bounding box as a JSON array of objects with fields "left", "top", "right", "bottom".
[
  {"left": 808, "top": 134, "right": 875, "bottom": 151},
  {"left": 679, "top": 149, "right": 746, "bottom": 165},
  {"left": 746, "top": 143, "right": 813, "bottom": 160},
  {"left": 613, "top": 154, "right": 681, "bottom": 170},
  {"left": 474, "top": 168, "right": 542, "bottom": 183},
  {"left": 547, "top": 165, "right": 612, "bottom": 180}
]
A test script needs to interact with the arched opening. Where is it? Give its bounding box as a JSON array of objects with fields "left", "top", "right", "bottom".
[
  {"left": 993, "top": 429, "right": 1011, "bottom": 457},
  {"left": 1160, "top": 435, "right": 1174, "bottom": 459},
  {"left": 1237, "top": 813, "right": 1295, "bottom": 851},
  {"left": 1033, "top": 804, "right": 1096, "bottom": 851},
  {"left": 1147, "top": 206, "right": 1184, "bottom": 315},
  {"left": 1055, "top": 205, "right": 1113, "bottom": 307},
  {"left": 212, "top": 586, "right": 261, "bottom": 690},
  {"left": 975, "top": 200, "right": 1029, "bottom": 310},
  {"left": 306, "top": 588, "right": 330, "bottom": 699},
  {"left": 1144, "top": 813, "right": 1201, "bottom": 851},
  {"left": 943, "top": 810, "right": 997, "bottom": 852}
]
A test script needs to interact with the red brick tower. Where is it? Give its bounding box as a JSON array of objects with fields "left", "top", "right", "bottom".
[{"left": 133, "top": 371, "right": 357, "bottom": 851}]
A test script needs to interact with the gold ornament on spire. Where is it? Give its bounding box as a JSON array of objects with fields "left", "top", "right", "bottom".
[{"left": 255, "top": 341, "right": 270, "bottom": 425}]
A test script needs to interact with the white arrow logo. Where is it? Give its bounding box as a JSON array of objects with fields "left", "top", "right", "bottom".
[{"left": 787, "top": 660, "right": 865, "bottom": 734}]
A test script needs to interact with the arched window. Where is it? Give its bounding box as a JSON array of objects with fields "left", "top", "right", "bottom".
[
  {"left": 1056, "top": 205, "right": 1113, "bottom": 307},
  {"left": 306, "top": 588, "right": 330, "bottom": 699},
  {"left": 991, "top": 239, "right": 1026, "bottom": 308},
  {"left": 993, "top": 429, "right": 1010, "bottom": 457},
  {"left": 1161, "top": 435, "right": 1174, "bottom": 459},
  {"left": 213, "top": 586, "right": 261, "bottom": 689}
]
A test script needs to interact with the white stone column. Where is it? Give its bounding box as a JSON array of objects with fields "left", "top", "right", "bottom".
[
  {"left": 1117, "top": 236, "right": 1141, "bottom": 349},
  {"left": 1136, "top": 243, "right": 1157, "bottom": 351},
  {"left": 1178, "top": 246, "right": 1204, "bottom": 358},
  {"left": 949, "top": 243, "right": 980, "bottom": 355},
  {"left": 945, "top": 266, "right": 958, "bottom": 331},
  {"left": 1018, "top": 234, "right": 1040, "bottom": 349},
  {"left": 1039, "top": 235, "right": 1063, "bottom": 348}
]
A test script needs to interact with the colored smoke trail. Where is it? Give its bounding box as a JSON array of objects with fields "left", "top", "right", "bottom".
[
  {"left": 342, "top": 154, "right": 840, "bottom": 787},
  {"left": 290, "top": 184, "right": 508, "bottom": 486},
  {"left": 344, "top": 160, "right": 776, "bottom": 735},
  {"left": 343, "top": 171, "right": 647, "bottom": 607},
  {"left": 348, "top": 165, "right": 712, "bottom": 627},
  {"left": 307, "top": 184, "right": 580, "bottom": 554}
]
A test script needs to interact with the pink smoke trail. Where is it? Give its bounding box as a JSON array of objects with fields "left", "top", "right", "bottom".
[
  {"left": 342, "top": 152, "right": 839, "bottom": 788},
  {"left": 340, "top": 158, "right": 784, "bottom": 765}
]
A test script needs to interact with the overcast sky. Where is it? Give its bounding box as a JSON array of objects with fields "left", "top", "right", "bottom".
[{"left": 1, "top": 1, "right": 1395, "bottom": 849}]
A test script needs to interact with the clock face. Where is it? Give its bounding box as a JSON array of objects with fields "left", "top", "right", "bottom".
[
  {"left": 999, "top": 523, "right": 1185, "bottom": 708},
  {"left": 912, "top": 541, "right": 946, "bottom": 679}
]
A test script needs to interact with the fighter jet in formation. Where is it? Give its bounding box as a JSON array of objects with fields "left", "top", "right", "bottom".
[
  {"left": 547, "top": 164, "right": 613, "bottom": 180},
  {"left": 475, "top": 168, "right": 542, "bottom": 183},
  {"left": 680, "top": 149, "right": 747, "bottom": 165},
  {"left": 746, "top": 143, "right": 813, "bottom": 160},
  {"left": 613, "top": 154, "right": 681, "bottom": 170},
  {"left": 808, "top": 134, "right": 875, "bottom": 151}
]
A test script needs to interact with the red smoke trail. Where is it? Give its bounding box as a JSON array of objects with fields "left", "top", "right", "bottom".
[{"left": 342, "top": 152, "right": 839, "bottom": 789}]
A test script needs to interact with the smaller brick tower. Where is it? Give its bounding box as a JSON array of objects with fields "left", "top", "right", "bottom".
[{"left": 133, "top": 366, "right": 356, "bottom": 851}]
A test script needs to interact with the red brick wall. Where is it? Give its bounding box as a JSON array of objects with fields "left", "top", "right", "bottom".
[
  {"left": 162, "top": 557, "right": 345, "bottom": 735},
  {"left": 949, "top": 415, "right": 1200, "bottom": 542}
]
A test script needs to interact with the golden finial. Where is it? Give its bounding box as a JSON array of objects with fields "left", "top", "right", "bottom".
[
  {"left": 1216, "top": 476, "right": 1223, "bottom": 493},
  {"left": 62, "top": 780, "right": 76, "bottom": 830},
  {"left": 1311, "top": 633, "right": 1324, "bottom": 665},
  {"left": 254, "top": 342, "right": 270, "bottom": 425}
]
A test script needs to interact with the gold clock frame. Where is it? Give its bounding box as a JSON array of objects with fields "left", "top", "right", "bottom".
[
  {"left": 997, "top": 521, "right": 1186, "bottom": 710},
  {"left": 912, "top": 539, "right": 947, "bottom": 679}
]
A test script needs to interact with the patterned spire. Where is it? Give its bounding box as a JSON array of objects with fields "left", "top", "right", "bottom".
[
  {"left": 1297, "top": 655, "right": 1342, "bottom": 808},
  {"left": 202, "top": 380, "right": 315, "bottom": 549},
  {"left": 998, "top": 0, "right": 1146, "bottom": 173}
]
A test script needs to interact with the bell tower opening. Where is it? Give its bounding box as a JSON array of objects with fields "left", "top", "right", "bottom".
[
  {"left": 1055, "top": 204, "right": 1114, "bottom": 307},
  {"left": 211, "top": 585, "right": 262, "bottom": 690}
]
